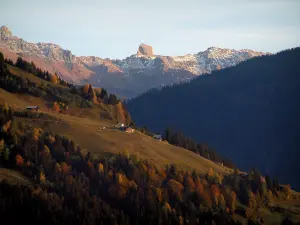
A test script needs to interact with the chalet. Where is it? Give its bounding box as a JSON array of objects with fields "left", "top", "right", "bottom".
[
  {"left": 153, "top": 134, "right": 162, "bottom": 141},
  {"left": 125, "top": 127, "right": 134, "bottom": 133},
  {"left": 216, "top": 162, "right": 224, "bottom": 167},
  {"left": 26, "top": 106, "right": 39, "bottom": 111},
  {"left": 114, "top": 123, "right": 125, "bottom": 128}
]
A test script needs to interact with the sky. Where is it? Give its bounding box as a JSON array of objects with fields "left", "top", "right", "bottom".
[{"left": 0, "top": 0, "right": 299, "bottom": 59}]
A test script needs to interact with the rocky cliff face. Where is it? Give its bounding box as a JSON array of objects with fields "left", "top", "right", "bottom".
[{"left": 0, "top": 25, "right": 267, "bottom": 97}]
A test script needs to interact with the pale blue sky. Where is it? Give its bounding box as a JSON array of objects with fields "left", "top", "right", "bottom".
[{"left": 1, "top": 0, "right": 299, "bottom": 59}]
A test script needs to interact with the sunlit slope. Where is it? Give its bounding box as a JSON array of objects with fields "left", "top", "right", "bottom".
[
  {"left": 1, "top": 64, "right": 229, "bottom": 175},
  {"left": 12, "top": 111, "right": 229, "bottom": 175}
]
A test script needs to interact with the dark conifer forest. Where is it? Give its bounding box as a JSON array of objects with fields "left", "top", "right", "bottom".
[{"left": 126, "top": 48, "right": 300, "bottom": 191}]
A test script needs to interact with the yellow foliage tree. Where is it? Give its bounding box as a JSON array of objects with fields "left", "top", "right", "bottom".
[
  {"left": 116, "top": 101, "right": 125, "bottom": 123},
  {"left": 82, "top": 83, "right": 90, "bottom": 94},
  {"left": 44, "top": 145, "right": 50, "bottom": 154},
  {"left": 195, "top": 177, "right": 204, "bottom": 194},
  {"left": 0, "top": 139, "right": 4, "bottom": 154},
  {"left": 49, "top": 74, "right": 58, "bottom": 84},
  {"left": 2, "top": 102, "right": 9, "bottom": 113},
  {"left": 186, "top": 176, "right": 196, "bottom": 190},
  {"left": 218, "top": 194, "right": 226, "bottom": 210},
  {"left": 39, "top": 171, "right": 46, "bottom": 183},
  {"left": 163, "top": 202, "right": 172, "bottom": 214},
  {"left": 47, "top": 135, "right": 56, "bottom": 144},
  {"left": 32, "top": 128, "right": 43, "bottom": 141},
  {"left": 167, "top": 179, "right": 184, "bottom": 196},
  {"left": 230, "top": 191, "right": 237, "bottom": 213},
  {"left": 123, "top": 149, "right": 130, "bottom": 160},
  {"left": 211, "top": 184, "right": 220, "bottom": 199},
  {"left": 2, "top": 120, "right": 11, "bottom": 132},
  {"left": 98, "top": 163, "right": 104, "bottom": 173}
]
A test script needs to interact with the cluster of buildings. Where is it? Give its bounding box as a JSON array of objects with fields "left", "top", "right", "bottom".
[
  {"left": 114, "top": 123, "right": 135, "bottom": 133},
  {"left": 114, "top": 123, "right": 163, "bottom": 140}
]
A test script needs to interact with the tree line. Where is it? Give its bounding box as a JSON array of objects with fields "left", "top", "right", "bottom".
[{"left": 5, "top": 56, "right": 72, "bottom": 87}]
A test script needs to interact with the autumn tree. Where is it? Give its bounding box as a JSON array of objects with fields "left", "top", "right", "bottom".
[
  {"left": 116, "top": 101, "right": 125, "bottom": 123},
  {"left": 206, "top": 168, "right": 215, "bottom": 183},
  {"left": 1, "top": 120, "right": 11, "bottom": 132},
  {"left": 184, "top": 175, "right": 196, "bottom": 195},
  {"left": 49, "top": 74, "right": 58, "bottom": 84},
  {"left": 0, "top": 139, "right": 4, "bottom": 154},
  {"left": 54, "top": 163, "right": 61, "bottom": 181},
  {"left": 15, "top": 154, "right": 24, "bottom": 166},
  {"left": 52, "top": 102, "right": 60, "bottom": 112},
  {"left": 39, "top": 171, "right": 46, "bottom": 183},
  {"left": 1, "top": 103, "right": 9, "bottom": 114},
  {"left": 218, "top": 194, "right": 226, "bottom": 211},
  {"left": 211, "top": 184, "right": 220, "bottom": 207},
  {"left": 245, "top": 191, "right": 257, "bottom": 218},
  {"left": 230, "top": 191, "right": 237, "bottom": 213},
  {"left": 82, "top": 83, "right": 90, "bottom": 94},
  {"left": 98, "top": 162, "right": 104, "bottom": 173},
  {"left": 195, "top": 177, "right": 204, "bottom": 194},
  {"left": 167, "top": 179, "right": 184, "bottom": 197}
]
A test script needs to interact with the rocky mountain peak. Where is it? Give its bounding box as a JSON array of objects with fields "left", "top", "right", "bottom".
[
  {"left": 0, "top": 25, "right": 267, "bottom": 97},
  {"left": 137, "top": 43, "right": 154, "bottom": 57},
  {"left": 0, "top": 25, "right": 12, "bottom": 39}
]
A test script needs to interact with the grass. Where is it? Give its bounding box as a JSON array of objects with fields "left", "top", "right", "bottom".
[{"left": 18, "top": 113, "right": 229, "bottom": 175}]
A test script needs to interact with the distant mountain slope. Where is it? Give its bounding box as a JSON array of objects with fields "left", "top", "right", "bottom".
[
  {"left": 126, "top": 48, "right": 300, "bottom": 190},
  {"left": 0, "top": 25, "right": 266, "bottom": 97}
]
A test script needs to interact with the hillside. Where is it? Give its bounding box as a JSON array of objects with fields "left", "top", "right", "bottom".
[
  {"left": 0, "top": 54, "right": 228, "bottom": 175},
  {"left": 0, "top": 25, "right": 266, "bottom": 98},
  {"left": 1, "top": 50, "right": 300, "bottom": 225},
  {"left": 126, "top": 48, "right": 300, "bottom": 191},
  {"left": 0, "top": 84, "right": 228, "bottom": 175},
  {"left": 1, "top": 97, "right": 300, "bottom": 225}
]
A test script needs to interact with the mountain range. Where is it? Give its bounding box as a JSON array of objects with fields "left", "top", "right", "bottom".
[
  {"left": 126, "top": 48, "right": 300, "bottom": 191},
  {"left": 0, "top": 25, "right": 266, "bottom": 98}
]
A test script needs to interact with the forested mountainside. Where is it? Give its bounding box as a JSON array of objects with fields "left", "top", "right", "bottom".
[
  {"left": 126, "top": 48, "right": 300, "bottom": 191},
  {"left": 0, "top": 25, "right": 265, "bottom": 98},
  {"left": 0, "top": 52, "right": 132, "bottom": 125},
  {"left": 1, "top": 104, "right": 299, "bottom": 225},
  {"left": 1, "top": 50, "right": 300, "bottom": 225}
]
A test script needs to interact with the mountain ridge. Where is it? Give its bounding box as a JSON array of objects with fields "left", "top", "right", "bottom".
[{"left": 0, "top": 25, "right": 267, "bottom": 97}]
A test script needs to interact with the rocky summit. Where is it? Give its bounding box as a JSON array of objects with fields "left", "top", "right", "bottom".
[
  {"left": 0, "top": 25, "right": 267, "bottom": 97},
  {"left": 0, "top": 26, "right": 12, "bottom": 38},
  {"left": 137, "top": 43, "right": 154, "bottom": 57}
]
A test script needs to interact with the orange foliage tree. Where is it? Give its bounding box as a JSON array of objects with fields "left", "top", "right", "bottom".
[
  {"left": 15, "top": 154, "right": 24, "bottom": 166},
  {"left": 52, "top": 102, "right": 60, "bottom": 112}
]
